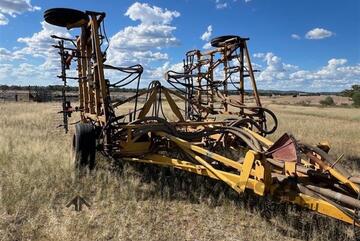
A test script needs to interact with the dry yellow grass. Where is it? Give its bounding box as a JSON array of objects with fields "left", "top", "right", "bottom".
[
  {"left": 0, "top": 102, "right": 359, "bottom": 241},
  {"left": 261, "top": 95, "right": 352, "bottom": 106}
]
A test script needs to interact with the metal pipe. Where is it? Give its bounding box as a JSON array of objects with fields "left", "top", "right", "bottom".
[{"left": 305, "top": 184, "right": 360, "bottom": 209}]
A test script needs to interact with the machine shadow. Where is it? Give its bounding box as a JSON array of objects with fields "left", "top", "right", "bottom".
[{"left": 105, "top": 158, "right": 354, "bottom": 241}]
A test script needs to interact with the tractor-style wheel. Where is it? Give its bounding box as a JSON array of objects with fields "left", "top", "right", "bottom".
[
  {"left": 44, "top": 8, "right": 89, "bottom": 28},
  {"left": 72, "top": 123, "right": 96, "bottom": 172},
  {"left": 211, "top": 35, "right": 241, "bottom": 47}
]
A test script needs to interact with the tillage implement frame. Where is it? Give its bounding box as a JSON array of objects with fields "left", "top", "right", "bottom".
[{"left": 44, "top": 8, "right": 360, "bottom": 227}]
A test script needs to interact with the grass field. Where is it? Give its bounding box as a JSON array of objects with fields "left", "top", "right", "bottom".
[{"left": 1, "top": 102, "right": 359, "bottom": 240}]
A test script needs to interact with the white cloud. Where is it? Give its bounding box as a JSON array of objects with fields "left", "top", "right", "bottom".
[
  {"left": 311, "top": 58, "right": 348, "bottom": 80},
  {"left": 0, "top": 47, "right": 24, "bottom": 61},
  {"left": 0, "top": 13, "right": 9, "bottom": 25},
  {"left": 253, "top": 52, "right": 359, "bottom": 91},
  {"left": 109, "top": 24, "right": 179, "bottom": 52},
  {"left": 0, "top": 48, "right": 11, "bottom": 58},
  {"left": 0, "top": 0, "right": 40, "bottom": 25},
  {"left": 105, "top": 2, "right": 181, "bottom": 86},
  {"left": 0, "top": 62, "right": 56, "bottom": 85},
  {"left": 201, "top": 25, "right": 213, "bottom": 41},
  {"left": 200, "top": 25, "right": 213, "bottom": 49},
  {"left": 216, "top": 3, "right": 228, "bottom": 9},
  {"left": 107, "top": 2, "right": 180, "bottom": 68},
  {"left": 125, "top": 2, "right": 180, "bottom": 25},
  {"left": 256, "top": 52, "right": 289, "bottom": 81},
  {"left": 148, "top": 61, "right": 183, "bottom": 80},
  {"left": 327, "top": 58, "right": 347, "bottom": 67},
  {"left": 245, "top": 0, "right": 252, "bottom": 2},
  {"left": 0, "top": 21, "right": 71, "bottom": 65},
  {"left": 0, "top": 21, "right": 74, "bottom": 85},
  {"left": 305, "top": 28, "right": 334, "bottom": 40},
  {"left": 0, "top": 2, "right": 356, "bottom": 92},
  {"left": 291, "top": 34, "right": 301, "bottom": 40},
  {"left": 0, "top": 64, "right": 12, "bottom": 80},
  {"left": 203, "top": 42, "right": 212, "bottom": 50},
  {"left": 0, "top": 2, "right": 181, "bottom": 86},
  {"left": 216, "top": 0, "right": 228, "bottom": 9},
  {"left": 16, "top": 21, "right": 71, "bottom": 59},
  {"left": 289, "top": 58, "right": 356, "bottom": 89},
  {"left": 253, "top": 53, "right": 265, "bottom": 58}
]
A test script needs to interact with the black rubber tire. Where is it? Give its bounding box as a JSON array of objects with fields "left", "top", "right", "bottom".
[
  {"left": 211, "top": 35, "right": 241, "bottom": 47},
  {"left": 44, "top": 8, "right": 88, "bottom": 28},
  {"left": 73, "top": 123, "right": 96, "bottom": 171}
]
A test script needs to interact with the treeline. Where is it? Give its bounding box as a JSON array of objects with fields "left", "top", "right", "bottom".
[
  {"left": 0, "top": 85, "right": 142, "bottom": 93},
  {"left": 228, "top": 89, "right": 338, "bottom": 96},
  {"left": 1, "top": 84, "right": 343, "bottom": 96}
]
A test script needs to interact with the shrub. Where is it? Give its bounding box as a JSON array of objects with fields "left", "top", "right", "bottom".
[{"left": 319, "top": 96, "right": 335, "bottom": 106}]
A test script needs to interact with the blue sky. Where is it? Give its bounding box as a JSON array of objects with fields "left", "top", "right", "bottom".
[{"left": 0, "top": 0, "right": 359, "bottom": 91}]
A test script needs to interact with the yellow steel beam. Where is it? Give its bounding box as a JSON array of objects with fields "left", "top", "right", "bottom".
[
  {"left": 119, "top": 129, "right": 358, "bottom": 225},
  {"left": 165, "top": 87, "right": 211, "bottom": 114},
  {"left": 324, "top": 166, "right": 360, "bottom": 194},
  {"left": 162, "top": 88, "right": 185, "bottom": 122},
  {"left": 129, "top": 153, "right": 357, "bottom": 225},
  {"left": 86, "top": 44, "right": 96, "bottom": 114},
  {"left": 237, "top": 151, "right": 256, "bottom": 192},
  {"left": 284, "top": 161, "right": 297, "bottom": 176},
  {"left": 156, "top": 131, "right": 246, "bottom": 173},
  {"left": 138, "top": 88, "right": 158, "bottom": 119},
  {"left": 76, "top": 38, "right": 84, "bottom": 112},
  {"left": 123, "top": 153, "right": 266, "bottom": 196},
  {"left": 181, "top": 147, "right": 243, "bottom": 193},
  {"left": 78, "top": 37, "right": 89, "bottom": 113},
  {"left": 124, "top": 121, "right": 226, "bottom": 129},
  {"left": 90, "top": 15, "right": 109, "bottom": 121},
  {"left": 243, "top": 41, "right": 261, "bottom": 107},
  {"left": 84, "top": 113, "right": 106, "bottom": 124},
  {"left": 280, "top": 192, "right": 357, "bottom": 226},
  {"left": 242, "top": 127, "right": 273, "bottom": 147},
  {"left": 123, "top": 153, "right": 356, "bottom": 225},
  {"left": 254, "top": 159, "right": 272, "bottom": 193}
]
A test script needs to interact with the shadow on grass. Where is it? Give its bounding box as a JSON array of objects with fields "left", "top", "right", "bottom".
[
  {"left": 346, "top": 155, "right": 360, "bottom": 173},
  {"left": 97, "top": 157, "right": 357, "bottom": 241}
]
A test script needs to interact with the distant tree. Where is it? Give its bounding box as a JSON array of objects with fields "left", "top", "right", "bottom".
[
  {"left": 341, "top": 85, "right": 360, "bottom": 97},
  {"left": 342, "top": 85, "right": 360, "bottom": 107},
  {"left": 352, "top": 92, "right": 360, "bottom": 107},
  {"left": 319, "top": 96, "right": 335, "bottom": 106}
]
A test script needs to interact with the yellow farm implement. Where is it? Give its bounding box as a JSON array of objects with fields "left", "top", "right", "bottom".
[{"left": 44, "top": 8, "right": 360, "bottom": 226}]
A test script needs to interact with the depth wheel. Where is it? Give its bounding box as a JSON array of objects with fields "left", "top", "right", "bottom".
[
  {"left": 44, "top": 8, "right": 89, "bottom": 28},
  {"left": 72, "top": 123, "right": 96, "bottom": 172},
  {"left": 211, "top": 35, "right": 240, "bottom": 47}
]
